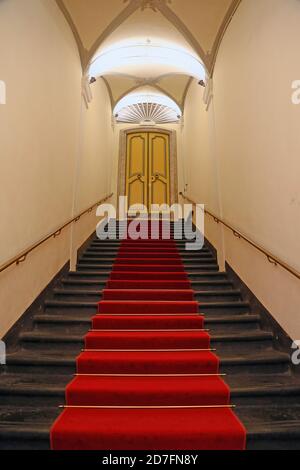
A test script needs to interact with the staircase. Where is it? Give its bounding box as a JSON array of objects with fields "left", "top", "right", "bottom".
[{"left": 1, "top": 222, "right": 300, "bottom": 449}]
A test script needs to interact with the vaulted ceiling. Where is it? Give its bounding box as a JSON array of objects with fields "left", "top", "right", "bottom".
[{"left": 56, "top": 0, "right": 241, "bottom": 110}]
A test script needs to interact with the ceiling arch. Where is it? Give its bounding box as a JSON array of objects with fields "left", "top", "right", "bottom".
[
  {"left": 99, "top": 73, "right": 193, "bottom": 113},
  {"left": 56, "top": 0, "right": 241, "bottom": 113},
  {"left": 56, "top": 0, "right": 242, "bottom": 75}
]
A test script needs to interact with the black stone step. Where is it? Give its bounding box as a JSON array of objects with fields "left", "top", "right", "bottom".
[
  {"left": 5, "top": 349, "right": 290, "bottom": 376},
  {"left": 45, "top": 300, "right": 98, "bottom": 309},
  {"left": 33, "top": 314, "right": 90, "bottom": 325},
  {"left": 62, "top": 279, "right": 108, "bottom": 286},
  {"left": 0, "top": 424, "right": 51, "bottom": 450},
  {"left": 0, "top": 374, "right": 69, "bottom": 396},
  {"left": 33, "top": 313, "right": 260, "bottom": 327},
  {"left": 191, "top": 280, "right": 234, "bottom": 289},
  {"left": 19, "top": 329, "right": 272, "bottom": 344},
  {"left": 6, "top": 351, "right": 77, "bottom": 368},
  {"left": 32, "top": 313, "right": 261, "bottom": 337},
  {"left": 189, "top": 272, "right": 227, "bottom": 278},
  {"left": 1, "top": 408, "right": 300, "bottom": 450},
  {"left": 52, "top": 288, "right": 241, "bottom": 302},
  {"left": 53, "top": 289, "right": 101, "bottom": 300},
  {"left": 61, "top": 280, "right": 108, "bottom": 291},
  {"left": 84, "top": 249, "right": 212, "bottom": 256},
  {"left": 61, "top": 278, "right": 234, "bottom": 291},
  {"left": 206, "top": 314, "right": 260, "bottom": 325},
  {"left": 79, "top": 257, "right": 217, "bottom": 264},
  {"left": 88, "top": 241, "right": 210, "bottom": 247},
  {"left": 68, "top": 270, "right": 226, "bottom": 280},
  {"left": 200, "top": 301, "right": 250, "bottom": 315},
  {"left": 90, "top": 241, "right": 209, "bottom": 247},
  {"left": 18, "top": 333, "right": 274, "bottom": 362},
  {"left": 93, "top": 229, "right": 197, "bottom": 234},
  {"left": 68, "top": 270, "right": 112, "bottom": 278},
  {"left": 0, "top": 373, "right": 68, "bottom": 407},
  {"left": 220, "top": 350, "right": 290, "bottom": 375},
  {"left": 1, "top": 373, "right": 299, "bottom": 405},
  {"left": 76, "top": 264, "right": 116, "bottom": 271},
  {"left": 0, "top": 406, "right": 56, "bottom": 450},
  {"left": 76, "top": 264, "right": 220, "bottom": 272},
  {"left": 212, "top": 332, "right": 274, "bottom": 355},
  {"left": 238, "top": 404, "right": 300, "bottom": 449},
  {"left": 83, "top": 252, "right": 120, "bottom": 258},
  {"left": 43, "top": 299, "right": 249, "bottom": 313},
  {"left": 18, "top": 331, "right": 274, "bottom": 358},
  {"left": 228, "top": 374, "right": 300, "bottom": 399}
]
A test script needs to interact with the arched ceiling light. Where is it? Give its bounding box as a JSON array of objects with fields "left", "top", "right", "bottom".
[
  {"left": 89, "top": 40, "right": 206, "bottom": 81},
  {"left": 114, "top": 92, "right": 182, "bottom": 125}
]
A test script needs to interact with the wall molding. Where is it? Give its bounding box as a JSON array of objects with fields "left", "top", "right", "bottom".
[
  {"left": 208, "top": 0, "right": 243, "bottom": 73},
  {"left": 55, "top": 0, "right": 87, "bottom": 69},
  {"left": 203, "top": 78, "right": 214, "bottom": 111},
  {"left": 81, "top": 76, "right": 93, "bottom": 108}
]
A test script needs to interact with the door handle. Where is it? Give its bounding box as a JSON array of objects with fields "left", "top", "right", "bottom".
[{"left": 151, "top": 174, "right": 160, "bottom": 182}]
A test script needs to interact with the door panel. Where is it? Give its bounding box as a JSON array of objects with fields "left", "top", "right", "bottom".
[
  {"left": 125, "top": 131, "right": 170, "bottom": 212},
  {"left": 149, "top": 133, "right": 170, "bottom": 208},
  {"left": 126, "top": 133, "right": 148, "bottom": 210},
  {"left": 151, "top": 179, "right": 169, "bottom": 206}
]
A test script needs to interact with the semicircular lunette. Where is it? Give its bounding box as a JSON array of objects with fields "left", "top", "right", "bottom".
[{"left": 114, "top": 90, "right": 182, "bottom": 124}]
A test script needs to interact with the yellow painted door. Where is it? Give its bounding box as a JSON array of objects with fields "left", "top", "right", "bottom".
[{"left": 126, "top": 131, "right": 170, "bottom": 212}]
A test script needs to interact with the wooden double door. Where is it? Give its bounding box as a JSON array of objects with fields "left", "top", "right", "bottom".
[{"left": 126, "top": 131, "right": 171, "bottom": 212}]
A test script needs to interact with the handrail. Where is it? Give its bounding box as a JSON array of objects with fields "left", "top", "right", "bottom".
[
  {"left": 0, "top": 193, "right": 113, "bottom": 275},
  {"left": 179, "top": 192, "right": 300, "bottom": 281}
]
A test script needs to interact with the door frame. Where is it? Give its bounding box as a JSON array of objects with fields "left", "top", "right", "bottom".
[{"left": 118, "top": 127, "right": 178, "bottom": 213}]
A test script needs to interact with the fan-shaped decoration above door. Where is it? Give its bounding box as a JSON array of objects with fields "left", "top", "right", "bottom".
[{"left": 114, "top": 92, "right": 182, "bottom": 124}]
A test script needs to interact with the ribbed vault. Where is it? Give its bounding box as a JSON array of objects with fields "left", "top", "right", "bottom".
[
  {"left": 56, "top": 0, "right": 242, "bottom": 112},
  {"left": 56, "top": 0, "right": 242, "bottom": 73}
]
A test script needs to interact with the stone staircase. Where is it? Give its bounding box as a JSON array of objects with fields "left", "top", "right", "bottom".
[{"left": 1, "top": 224, "right": 300, "bottom": 449}]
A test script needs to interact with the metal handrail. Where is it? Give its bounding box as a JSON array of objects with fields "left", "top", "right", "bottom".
[
  {"left": 179, "top": 192, "right": 300, "bottom": 281},
  {"left": 0, "top": 193, "right": 113, "bottom": 275}
]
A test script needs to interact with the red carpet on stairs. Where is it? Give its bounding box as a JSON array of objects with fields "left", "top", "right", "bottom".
[
  {"left": 51, "top": 232, "right": 246, "bottom": 450},
  {"left": 76, "top": 350, "right": 220, "bottom": 375},
  {"left": 66, "top": 375, "right": 231, "bottom": 407}
]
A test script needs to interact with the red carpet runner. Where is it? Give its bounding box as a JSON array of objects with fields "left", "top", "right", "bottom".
[{"left": 51, "top": 231, "right": 246, "bottom": 450}]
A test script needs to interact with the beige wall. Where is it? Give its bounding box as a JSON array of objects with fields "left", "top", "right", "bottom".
[
  {"left": 182, "top": 80, "right": 226, "bottom": 266},
  {"left": 0, "top": 0, "right": 82, "bottom": 265},
  {"left": 74, "top": 79, "right": 114, "bottom": 214},
  {"left": 183, "top": 0, "right": 300, "bottom": 339},
  {"left": 0, "top": 0, "right": 113, "bottom": 338},
  {"left": 214, "top": 0, "right": 300, "bottom": 270},
  {"left": 70, "top": 79, "right": 114, "bottom": 268}
]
